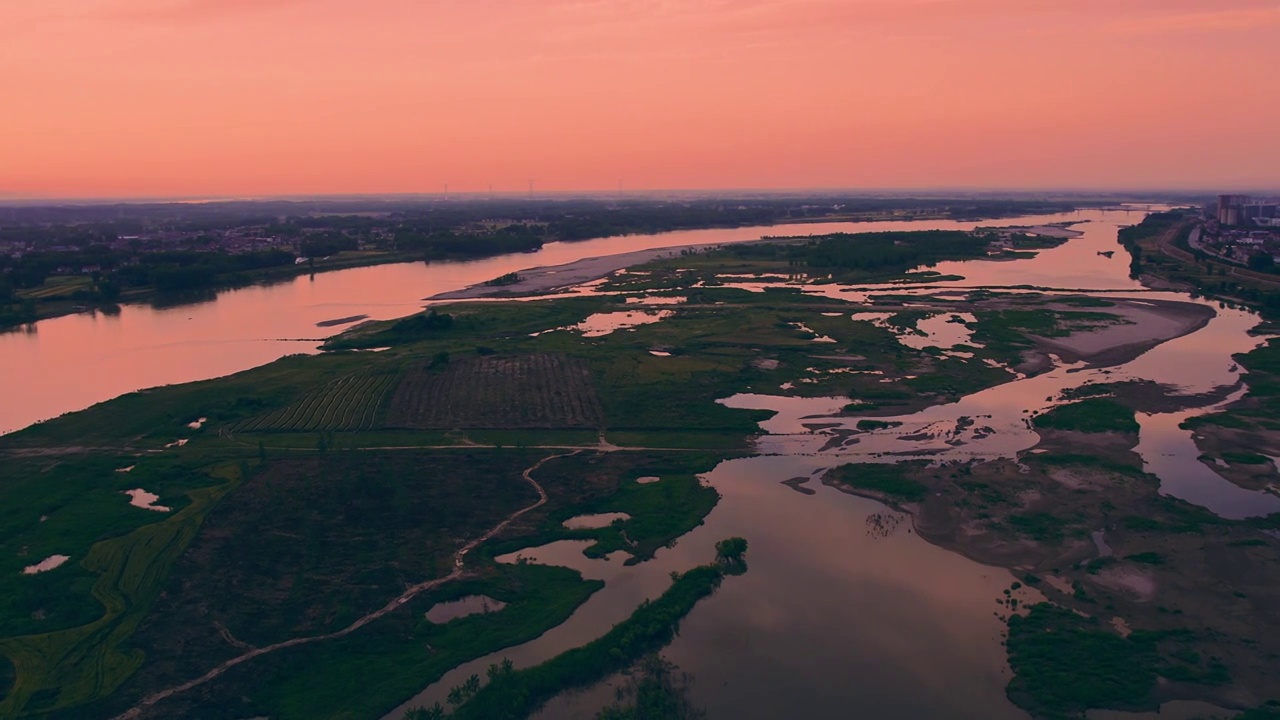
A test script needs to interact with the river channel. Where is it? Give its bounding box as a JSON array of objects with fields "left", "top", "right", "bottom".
[
  {"left": 9, "top": 206, "right": 1258, "bottom": 718},
  {"left": 384, "top": 207, "right": 1277, "bottom": 719},
  {"left": 0, "top": 209, "right": 1120, "bottom": 435}
]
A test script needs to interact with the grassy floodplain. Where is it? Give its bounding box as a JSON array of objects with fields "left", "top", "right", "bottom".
[
  {"left": 3, "top": 223, "right": 1279, "bottom": 718},
  {"left": 0, "top": 227, "right": 1049, "bottom": 718},
  {"left": 438, "top": 559, "right": 740, "bottom": 720}
]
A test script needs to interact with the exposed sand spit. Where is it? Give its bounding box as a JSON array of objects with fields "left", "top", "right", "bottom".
[
  {"left": 1030, "top": 298, "right": 1214, "bottom": 366},
  {"left": 1091, "top": 565, "right": 1157, "bottom": 602},
  {"left": 431, "top": 245, "right": 709, "bottom": 300}
]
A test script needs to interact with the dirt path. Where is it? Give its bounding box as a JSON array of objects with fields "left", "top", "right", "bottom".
[{"left": 111, "top": 451, "right": 573, "bottom": 720}]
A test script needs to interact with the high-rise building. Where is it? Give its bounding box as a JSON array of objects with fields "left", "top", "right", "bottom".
[
  {"left": 1218, "top": 194, "right": 1253, "bottom": 226},
  {"left": 1240, "top": 203, "right": 1278, "bottom": 221},
  {"left": 1218, "top": 195, "right": 1234, "bottom": 225}
]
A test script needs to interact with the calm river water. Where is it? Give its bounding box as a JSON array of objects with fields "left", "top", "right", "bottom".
[
  {"left": 385, "top": 206, "right": 1273, "bottom": 719},
  {"left": 0, "top": 210, "right": 1102, "bottom": 435},
  {"left": 8, "top": 205, "right": 1247, "bottom": 719}
]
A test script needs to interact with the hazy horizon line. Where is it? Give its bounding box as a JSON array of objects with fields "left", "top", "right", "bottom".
[{"left": 0, "top": 185, "right": 1271, "bottom": 207}]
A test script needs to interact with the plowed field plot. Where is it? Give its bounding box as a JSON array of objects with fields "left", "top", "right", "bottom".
[
  {"left": 386, "top": 354, "right": 605, "bottom": 429},
  {"left": 234, "top": 366, "right": 398, "bottom": 433}
]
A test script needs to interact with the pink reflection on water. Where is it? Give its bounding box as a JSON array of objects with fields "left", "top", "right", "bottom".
[{"left": 1, "top": 210, "right": 1102, "bottom": 434}]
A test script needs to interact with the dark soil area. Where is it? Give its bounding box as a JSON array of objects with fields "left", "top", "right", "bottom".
[
  {"left": 386, "top": 354, "right": 605, "bottom": 429},
  {"left": 114, "top": 449, "right": 542, "bottom": 705}
]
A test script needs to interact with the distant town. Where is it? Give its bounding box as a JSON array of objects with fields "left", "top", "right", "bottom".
[
  {"left": 0, "top": 195, "right": 1094, "bottom": 329},
  {"left": 1193, "top": 194, "right": 1280, "bottom": 270}
]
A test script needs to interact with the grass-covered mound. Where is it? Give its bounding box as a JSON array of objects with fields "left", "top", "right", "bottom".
[
  {"left": 1033, "top": 398, "right": 1139, "bottom": 434},
  {"left": 439, "top": 549, "right": 743, "bottom": 720},
  {"left": 1008, "top": 603, "right": 1231, "bottom": 718},
  {"left": 825, "top": 463, "right": 928, "bottom": 503},
  {"left": 1007, "top": 603, "right": 1157, "bottom": 716}
]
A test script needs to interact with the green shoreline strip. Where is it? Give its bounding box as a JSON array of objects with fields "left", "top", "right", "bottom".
[{"left": 435, "top": 559, "right": 738, "bottom": 720}]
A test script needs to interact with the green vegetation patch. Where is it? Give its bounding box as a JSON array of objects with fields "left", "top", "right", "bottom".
[
  {"left": 1056, "top": 296, "right": 1116, "bottom": 308},
  {"left": 0, "top": 653, "right": 13, "bottom": 705},
  {"left": 492, "top": 452, "right": 725, "bottom": 566},
  {"left": 442, "top": 560, "right": 735, "bottom": 720},
  {"left": 1007, "top": 512, "right": 1070, "bottom": 543},
  {"left": 1123, "top": 496, "right": 1228, "bottom": 535},
  {"left": 1033, "top": 399, "right": 1139, "bottom": 434},
  {"left": 1007, "top": 603, "right": 1158, "bottom": 715},
  {"left": 1007, "top": 604, "right": 1233, "bottom": 713},
  {"left": 4, "top": 351, "right": 377, "bottom": 448},
  {"left": 1222, "top": 451, "right": 1271, "bottom": 466},
  {"left": 190, "top": 562, "right": 601, "bottom": 720},
  {"left": 1124, "top": 552, "right": 1166, "bottom": 566},
  {"left": 0, "top": 463, "right": 243, "bottom": 717},
  {"left": 386, "top": 353, "right": 605, "bottom": 430},
  {"left": 594, "top": 654, "right": 706, "bottom": 720},
  {"left": 129, "top": 450, "right": 543, "bottom": 656},
  {"left": 1181, "top": 413, "right": 1254, "bottom": 430},
  {"left": 706, "top": 230, "right": 989, "bottom": 281},
  {"left": 1233, "top": 701, "right": 1280, "bottom": 719},
  {"left": 578, "top": 473, "right": 718, "bottom": 564},
  {"left": 234, "top": 363, "right": 400, "bottom": 432},
  {"left": 826, "top": 463, "right": 928, "bottom": 503}
]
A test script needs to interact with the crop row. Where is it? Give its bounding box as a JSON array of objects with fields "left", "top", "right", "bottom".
[
  {"left": 386, "top": 353, "right": 604, "bottom": 429},
  {"left": 236, "top": 368, "right": 398, "bottom": 433}
]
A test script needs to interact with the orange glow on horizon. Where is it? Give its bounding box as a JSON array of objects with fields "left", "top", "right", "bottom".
[{"left": 2, "top": 0, "right": 1277, "bottom": 198}]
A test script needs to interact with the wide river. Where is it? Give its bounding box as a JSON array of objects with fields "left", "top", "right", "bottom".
[
  {"left": 0, "top": 209, "right": 1124, "bottom": 435},
  {"left": 382, "top": 206, "right": 1275, "bottom": 719},
  {"left": 6, "top": 206, "right": 1252, "bottom": 719}
]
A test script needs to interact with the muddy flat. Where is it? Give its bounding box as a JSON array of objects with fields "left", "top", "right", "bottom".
[
  {"left": 1031, "top": 298, "right": 1214, "bottom": 364},
  {"left": 316, "top": 314, "right": 370, "bottom": 328},
  {"left": 430, "top": 246, "right": 703, "bottom": 300}
]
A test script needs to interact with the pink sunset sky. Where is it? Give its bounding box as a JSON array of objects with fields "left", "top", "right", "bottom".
[{"left": 2, "top": 0, "right": 1277, "bottom": 198}]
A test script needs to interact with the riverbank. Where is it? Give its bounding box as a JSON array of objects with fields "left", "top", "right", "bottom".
[
  {"left": 824, "top": 417, "right": 1280, "bottom": 717},
  {"left": 429, "top": 244, "right": 726, "bottom": 300},
  {"left": 13, "top": 205, "right": 1277, "bottom": 719},
  {"left": 1027, "top": 297, "right": 1215, "bottom": 367},
  {"left": 0, "top": 249, "right": 424, "bottom": 333},
  {"left": 7, "top": 209, "right": 1011, "bottom": 333}
]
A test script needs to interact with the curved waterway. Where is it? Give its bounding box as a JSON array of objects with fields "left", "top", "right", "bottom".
[
  {"left": 0, "top": 209, "right": 1103, "bottom": 435},
  {"left": 386, "top": 206, "right": 1280, "bottom": 719},
  {"left": 390, "top": 456, "right": 1034, "bottom": 720}
]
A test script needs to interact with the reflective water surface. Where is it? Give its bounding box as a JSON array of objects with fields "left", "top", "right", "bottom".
[
  {"left": 0, "top": 208, "right": 1110, "bottom": 435},
  {"left": 385, "top": 207, "right": 1280, "bottom": 718},
  {"left": 10, "top": 206, "right": 1265, "bottom": 718},
  {"left": 424, "top": 596, "right": 508, "bottom": 625},
  {"left": 391, "top": 456, "right": 1035, "bottom": 720}
]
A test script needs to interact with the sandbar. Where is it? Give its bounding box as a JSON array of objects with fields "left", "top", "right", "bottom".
[
  {"left": 429, "top": 244, "right": 720, "bottom": 300},
  {"left": 1030, "top": 298, "right": 1214, "bottom": 366}
]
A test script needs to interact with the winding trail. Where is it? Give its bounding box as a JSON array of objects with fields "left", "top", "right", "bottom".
[{"left": 111, "top": 451, "right": 573, "bottom": 720}]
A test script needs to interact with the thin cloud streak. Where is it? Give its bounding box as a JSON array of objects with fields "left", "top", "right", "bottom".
[{"left": 1109, "top": 5, "right": 1280, "bottom": 34}]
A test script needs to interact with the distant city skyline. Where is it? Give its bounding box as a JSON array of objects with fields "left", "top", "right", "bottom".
[{"left": 2, "top": 0, "right": 1278, "bottom": 198}]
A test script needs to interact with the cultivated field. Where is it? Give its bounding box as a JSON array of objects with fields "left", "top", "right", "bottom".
[
  {"left": 386, "top": 353, "right": 605, "bottom": 429},
  {"left": 234, "top": 366, "right": 398, "bottom": 433}
]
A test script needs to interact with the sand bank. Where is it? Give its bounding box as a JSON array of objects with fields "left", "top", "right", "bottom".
[
  {"left": 999, "top": 224, "right": 1086, "bottom": 239},
  {"left": 1031, "top": 298, "right": 1214, "bottom": 366},
  {"left": 428, "top": 244, "right": 715, "bottom": 300}
]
